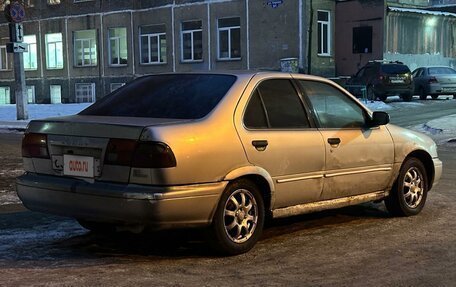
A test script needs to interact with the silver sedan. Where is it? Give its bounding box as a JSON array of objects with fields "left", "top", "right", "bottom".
[
  {"left": 16, "top": 72, "right": 442, "bottom": 255},
  {"left": 412, "top": 66, "right": 456, "bottom": 100}
]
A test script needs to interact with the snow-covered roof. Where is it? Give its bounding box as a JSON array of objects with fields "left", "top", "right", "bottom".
[{"left": 388, "top": 6, "right": 456, "bottom": 17}]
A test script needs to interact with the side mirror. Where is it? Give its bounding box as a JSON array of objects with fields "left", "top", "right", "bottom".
[{"left": 369, "top": 111, "right": 390, "bottom": 127}]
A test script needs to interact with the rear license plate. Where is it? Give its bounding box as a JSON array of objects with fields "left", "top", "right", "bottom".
[
  {"left": 442, "top": 87, "right": 456, "bottom": 92},
  {"left": 390, "top": 79, "right": 405, "bottom": 84},
  {"left": 63, "top": 155, "right": 94, "bottom": 178}
]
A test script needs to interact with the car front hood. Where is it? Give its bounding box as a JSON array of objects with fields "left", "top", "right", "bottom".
[{"left": 26, "top": 115, "right": 193, "bottom": 139}]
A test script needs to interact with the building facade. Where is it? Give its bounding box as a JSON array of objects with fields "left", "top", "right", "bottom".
[
  {"left": 335, "top": 0, "right": 456, "bottom": 76},
  {"left": 0, "top": 0, "right": 337, "bottom": 104}
]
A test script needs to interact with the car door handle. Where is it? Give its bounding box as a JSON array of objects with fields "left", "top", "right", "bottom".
[
  {"left": 327, "top": 138, "right": 341, "bottom": 145},
  {"left": 252, "top": 140, "right": 268, "bottom": 151}
]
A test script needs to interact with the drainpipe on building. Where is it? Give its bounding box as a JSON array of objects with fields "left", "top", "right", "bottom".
[{"left": 307, "top": 0, "right": 313, "bottom": 75}]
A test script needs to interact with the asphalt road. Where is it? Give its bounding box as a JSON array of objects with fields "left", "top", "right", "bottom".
[{"left": 0, "top": 98, "right": 455, "bottom": 286}]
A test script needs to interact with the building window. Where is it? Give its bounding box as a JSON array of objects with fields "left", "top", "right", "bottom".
[
  {"left": 74, "top": 0, "right": 93, "bottom": 2},
  {"left": 74, "top": 30, "right": 97, "bottom": 67},
  {"left": 0, "top": 87, "right": 10, "bottom": 104},
  {"left": 140, "top": 25, "right": 167, "bottom": 64},
  {"left": 26, "top": 85, "right": 35, "bottom": 103},
  {"left": 353, "top": 26, "right": 372, "bottom": 54},
  {"left": 110, "top": 83, "right": 125, "bottom": 92},
  {"left": 50, "top": 85, "right": 62, "bottom": 104},
  {"left": 108, "top": 27, "right": 128, "bottom": 66},
  {"left": 317, "top": 10, "right": 331, "bottom": 56},
  {"left": 46, "top": 33, "right": 64, "bottom": 69},
  {"left": 47, "top": 0, "right": 60, "bottom": 5},
  {"left": 23, "top": 35, "right": 37, "bottom": 70},
  {"left": 0, "top": 46, "right": 8, "bottom": 70},
  {"left": 75, "top": 83, "right": 95, "bottom": 103},
  {"left": 181, "top": 20, "right": 203, "bottom": 62},
  {"left": 218, "top": 17, "right": 241, "bottom": 60}
]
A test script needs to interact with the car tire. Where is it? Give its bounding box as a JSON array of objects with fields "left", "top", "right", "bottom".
[
  {"left": 431, "top": 94, "right": 439, "bottom": 100},
  {"left": 401, "top": 92, "right": 413, "bottom": 102},
  {"left": 419, "top": 87, "right": 427, "bottom": 100},
  {"left": 384, "top": 158, "right": 428, "bottom": 217},
  {"left": 210, "top": 179, "right": 265, "bottom": 256},
  {"left": 77, "top": 219, "right": 116, "bottom": 233}
]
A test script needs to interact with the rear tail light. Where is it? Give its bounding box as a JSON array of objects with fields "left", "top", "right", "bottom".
[
  {"left": 22, "top": 133, "right": 50, "bottom": 158},
  {"left": 428, "top": 76, "right": 438, "bottom": 84},
  {"left": 104, "top": 139, "right": 137, "bottom": 166},
  {"left": 104, "top": 139, "right": 176, "bottom": 168}
]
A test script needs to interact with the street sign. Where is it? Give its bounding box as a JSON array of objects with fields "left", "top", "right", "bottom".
[
  {"left": 6, "top": 42, "right": 28, "bottom": 53},
  {"left": 8, "top": 23, "right": 24, "bottom": 43},
  {"left": 5, "top": 2, "right": 26, "bottom": 23}
]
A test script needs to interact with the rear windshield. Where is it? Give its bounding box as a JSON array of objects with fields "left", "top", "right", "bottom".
[
  {"left": 381, "top": 64, "right": 410, "bottom": 74},
  {"left": 428, "top": 67, "right": 456, "bottom": 75},
  {"left": 80, "top": 74, "right": 237, "bottom": 119}
]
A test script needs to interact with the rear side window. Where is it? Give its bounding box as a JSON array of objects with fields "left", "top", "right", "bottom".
[
  {"left": 381, "top": 64, "right": 410, "bottom": 74},
  {"left": 80, "top": 74, "right": 236, "bottom": 119},
  {"left": 428, "top": 67, "right": 456, "bottom": 75},
  {"left": 244, "top": 79, "right": 310, "bottom": 129}
]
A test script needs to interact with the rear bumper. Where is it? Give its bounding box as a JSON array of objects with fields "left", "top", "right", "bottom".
[
  {"left": 375, "top": 85, "right": 412, "bottom": 96},
  {"left": 16, "top": 173, "right": 227, "bottom": 229},
  {"left": 428, "top": 84, "right": 456, "bottom": 95}
]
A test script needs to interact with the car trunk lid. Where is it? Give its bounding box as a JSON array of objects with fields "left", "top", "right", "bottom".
[{"left": 24, "top": 115, "right": 191, "bottom": 183}]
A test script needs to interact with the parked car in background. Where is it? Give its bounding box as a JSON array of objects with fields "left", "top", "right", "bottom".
[
  {"left": 346, "top": 60, "right": 414, "bottom": 102},
  {"left": 16, "top": 72, "right": 442, "bottom": 255},
  {"left": 412, "top": 66, "right": 456, "bottom": 100}
]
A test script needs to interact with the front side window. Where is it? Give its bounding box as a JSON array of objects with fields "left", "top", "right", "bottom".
[
  {"left": 317, "top": 10, "right": 331, "bottom": 56},
  {"left": 23, "top": 35, "right": 37, "bottom": 70},
  {"left": 300, "top": 80, "right": 366, "bottom": 129},
  {"left": 74, "top": 30, "right": 97, "bottom": 67},
  {"left": 108, "top": 27, "right": 127, "bottom": 66},
  {"left": 0, "top": 46, "right": 8, "bottom": 70},
  {"left": 46, "top": 33, "right": 64, "bottom": 69},
  {"left": 218, "top": 17, "right": 241, "bottom": 60},
  {"left": 181, "top": 20, "right": 203, "bottom": 62},
  {"left": 0, "top": 87, "right": 10, "bottom": 104},
  {"left": 140, "top": 25, "right": 166, "bottom": 64},
  {"left": 75, "top": 83, "right": 95, "bottom": 103},
  {"left": 244, "top": 79, "right": 310, "bottom": 129}
]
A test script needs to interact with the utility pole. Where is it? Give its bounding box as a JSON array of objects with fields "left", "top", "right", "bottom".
[{"left": 5, "top": 1, "right": 28, "bottom": 120}]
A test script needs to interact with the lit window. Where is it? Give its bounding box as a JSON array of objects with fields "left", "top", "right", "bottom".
[
  {"left": 50, "top": 85, "right": 62, "bottom": 104},
  {"left": 0, "top": 46, "right": 8, "bottom": 70},
  {"left": 0, "top": 87, "right": 10, "bottom": 104},
  {"left": 140, "top": 25, "right": 167, "bottom": 64},
  {"left": 110, "top": 83, "right": 125, "bottom": 92},
  {"left": 181, "top": 20, "right": 202, "bottom": 62},
  {"left": 317, "top": 10, "right": 331, "bottom": 56},
  {"left": 46, "top": 33, "right": 64, "bottom": 69},
  {"left": 23, "top": 35, "right": 37, "bottom": 70},
  {"left": 26, "top": 85, "right": 35, "bottom": 103},
  {"left": 74, "top": 30, "right": 97, "bottom": 67},
  {"left": 47, "top": 0, "right": 60, "bottom": 5},
  {"left": 75, "top": 83, "right": 95, "bottom": 103},
  {"left": 108, "top": 27, "right": 128, "bottom": 66},
  {"left": 218, "top": 17, "right": 241, "bottom": 60}
]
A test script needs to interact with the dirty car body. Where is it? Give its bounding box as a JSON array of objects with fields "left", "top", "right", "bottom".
[{"left": 17, "top": 72, "right": 442, "bottom": 255}]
